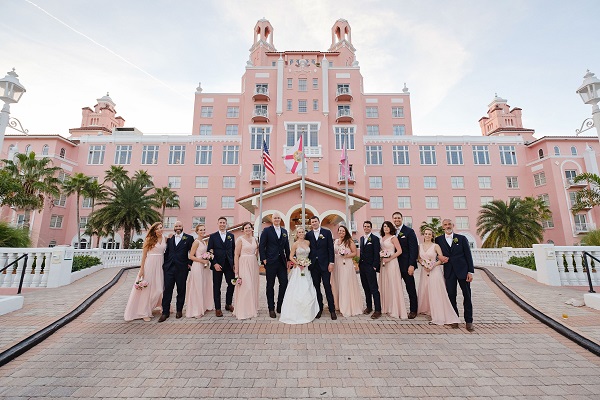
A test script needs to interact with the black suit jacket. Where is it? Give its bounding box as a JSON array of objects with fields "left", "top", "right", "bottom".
[
  {"left": 435, "top": 233, "right": 474, "bottom": 280},
  {"left": 163, "top": 233, "right": 194, "bottom": 272},
  {"left": 259, "top": 226, "right": 290, "bottom": 265},
  {"left": 207, "top": 231, "right": 235, "bottom": 271},
  {"left": 307, "top": 228, "right": 335, "bottom": 271},
  {"left": 359, "top": 234, "right": 381, "bottom": 272},
  {"left": 397, "top": 225, "right": 418, "bottom": 272}
]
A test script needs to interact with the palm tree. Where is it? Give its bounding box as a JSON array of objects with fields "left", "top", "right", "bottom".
[
  {"left": 476, "top": 198, "right": 547, "bottom": 248},
  {"left": 62, "top": 172, "right": 91, "bottom": 248},
  {"left": 82, "top": 180, "right": 108, "bottom": 247},
  {"left": 104, "top": 165, "right": 128, "bottom": 185},
  {"left": 154, "top": 186, "right": 180, "bottom": 219},
  {"left": 133, "top": 169, "right": 153, "bottom": 187},
  {"left": 419, "top": 217, "right": 444, "bottom": 237},
  {"left": 89, "top": 174, "right": 161, "bottom": 248},
  {"left": 571, "top": 172, "right": 600, "bottom": 214},
  {"left": 1, "top": 152, "right": 62, "bottom": 232}
]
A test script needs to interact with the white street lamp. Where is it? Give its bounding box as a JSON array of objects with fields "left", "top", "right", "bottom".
[
  {"left": 0, "top": 68, "right": 27, "bottom": 155},
  {"left": 575, "top": 70, "right": 600, "bottom": 137}
]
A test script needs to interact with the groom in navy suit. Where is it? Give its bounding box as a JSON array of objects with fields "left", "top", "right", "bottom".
[
  {"left": 435, "top": 218, "right": 475, "bottom": 331},
  {"left": 307, "top": 216, "right": 337, "bottom": 320},
  {"left": 358, "top": 221, "right": 381, "bottom": 319},
  {"left": 259, "top": 213, "right": 291, "bottom": 318},
  {"left": 207, "top": 216, "right": 236, "bottom": 317},
  {"left": 392, "top": 212, "right": 419, "bottom": 318}
]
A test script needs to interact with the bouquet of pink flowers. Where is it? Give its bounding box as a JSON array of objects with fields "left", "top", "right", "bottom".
[
  {"left": 231, "top": 277, "right": 243, "bottom": 286},
  {"left": 338, "top": 246, "right": 351, "bottom": 257},
  {"left": 295, "top": 256, "right": 311, "bottom": 276},
  {"left": 420, "top": 259, "right": 433, "bottom": 276},
  {"left": 201, "top": 252, "right": 214, "bottom": 261},
  {"left": 379, "top": 250, "right": 392, "bottom": 258},
  {"left": 134, "top": 278, "right": 149, "bottom": 290}
]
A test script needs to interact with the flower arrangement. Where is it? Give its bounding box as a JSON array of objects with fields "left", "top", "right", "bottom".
[
  {"left": 134, "top": 278, "right": 149, "bottom": 290},
  {"left": 379, "top": 250, "right": 392, "bottom": 258},
  {"left": 231, "top": 277, "right": 243, "bottom": 286},
  {"left": 201, "top": 252, "right": 214, "bottom": 260},
  {"left": 295, "top": 256, "right": 311, "bottom": 276},
  {"left": 453, "top": 237, "right": 459, "bottom": 244},
  {"left": 338, "top": 246, "right": 351, "bottom": 257}
]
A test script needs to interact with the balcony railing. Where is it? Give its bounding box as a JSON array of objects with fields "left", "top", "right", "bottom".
[
  {"left": 566, "top": 178, "right": 587, "bottom": 188},
  {"left": 338, "top": 168, "right": 355, "bottom": 183},
  {"left": 252, "top": 108, "right": 269, "bottom": 122},
  {"left": 335, "top": 87, "right": 353, "bottom": 101},
  {"left": 249, "top": 171, "right": 267, "bottom": 183},
  {"left": 253, "top": 86, "right": 270, "bottom": 101},
  {"left": 283, "top": 145, "right": 322, "bottom": 158},
  {"left": 336, "top": 108, "right": 353, "bottom": 123},
  {"left": 575, "top": 223, "right": 592, "bottom": 233}
]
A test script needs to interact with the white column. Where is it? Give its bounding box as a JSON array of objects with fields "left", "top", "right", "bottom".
[
  {"left": 0, "top": 103, "right": 10, "bottom": 156},
  {"left": 322, "top": 56, "right": 329, "bottom": 115},
  {"left": 276, "top": 55, "right": 284, "bottom": 115},
  {"left": 533, "top": 244, "right": 562, "bottom": 286},
  {"left": 46, "top": 246, "right": 75, "bottom": 287}
]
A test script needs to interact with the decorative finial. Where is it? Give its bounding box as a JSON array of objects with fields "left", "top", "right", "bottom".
[
  {"left": 196, "top": 82, "right": 203, "bottom": 93},
  {"left": 106, "top": 92, "right": 110, "bottom": 97},
  {"left": 402, "top": 83, "right": 409, "bottom": 93}
]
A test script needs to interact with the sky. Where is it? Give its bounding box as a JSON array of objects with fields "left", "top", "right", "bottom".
[{"left": 1, "top": 0, "right": 600, "bottom": 138}]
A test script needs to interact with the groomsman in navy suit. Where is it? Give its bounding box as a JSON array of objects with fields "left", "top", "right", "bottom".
[
  {"left": 259, "top": 213, "right": 291, "bottom": 318},
  {"left": 358, "top": 221, "right": 382, "bottom": 319},
  {"left": 392, "top": 212, "right": 419, "bottom": 318},
  {"left": 307, "top": 216, "right": 337, "bottom": 320},
  {"left": 207, "top": 216, "right": 236, "bottom": 317},
  {"left": 435, "top": 218, "right": 475, "bottom": 331}
]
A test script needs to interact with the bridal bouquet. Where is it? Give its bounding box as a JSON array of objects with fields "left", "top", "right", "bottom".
[
  {"left": 231, "top": 277, "right": 243, "bottom": 286},
  {"left": 201, "top": 252, "right": 213, "bottom": 268},
  {"left": 338, "top": 247, "right": 351, "bottom": 257},
  {"left": 420, "top": 259, "right": 433, "bottom": 276},
  {"left": 379, "top": 250, "right": 392, "bottom": 258},
  {"left": 295, "top": 256, "right": 311, "bottom": 276},
  {"left": 134, "top": 278, "right": 149, "bottom": 290}
]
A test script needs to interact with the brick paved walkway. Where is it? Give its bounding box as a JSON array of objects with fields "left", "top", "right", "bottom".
[{"left": 0, "top": 266, "right": 599, "bottom": 399}]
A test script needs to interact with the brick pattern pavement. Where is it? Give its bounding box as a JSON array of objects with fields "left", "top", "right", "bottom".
[{"left": 0, "top": 267, "right": 599, "bottom": 399}]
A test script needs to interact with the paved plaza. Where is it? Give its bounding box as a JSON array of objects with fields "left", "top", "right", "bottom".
[{"left": 0, "top": 266, "right": 599, "bottom": 399}]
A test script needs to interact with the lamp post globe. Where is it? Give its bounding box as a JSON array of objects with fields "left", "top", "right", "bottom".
[
  {"left": 0, "top": 68, "right": 27, "bottom": 154},
  {"left": 576, "top": 70, "right": 600, "bottom": 137}
]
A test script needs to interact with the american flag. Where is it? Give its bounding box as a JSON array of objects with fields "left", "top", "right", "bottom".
[{"left": 262, "top": 140, "right": 275, "bottom": 175}]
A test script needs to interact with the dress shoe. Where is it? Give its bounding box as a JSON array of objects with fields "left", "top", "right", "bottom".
[
  {"left": 450, "top": 323, "right": 459, "bottom": 329},
  {"left": 466, "top": 323, "right": 474, "bottom": 332},
  {"left": 215, "top": 309, "right": 223, "bottom": 317},
  {"left": 316, "top": 310, "right": 322, "bottom": 319},
  {"left": 408, "top": 312, "right": 417, "bottom": 319},
  {"left": 225, "top": 304, "right": 234, "bottom": 312},
  {"left": 157, "top": 314, "right": 169, "bottom": 323},
  {"left": 363, "top": 308, "right": 373, "bottom": 315},
  {"left": 371, "top": 311, "right": 382, "bottom": 319},
  {"left": 143, "top": 317, "right": 151, "bottom": 322},
  {"left": 276, "top": 307, "right": 281, "bottom": 314},
  {"left": 175, "top": 311, "right": 183, "bottom": 319},
  {"left": 330, "top": 311, "right": 337, "bottom": 320},
  {"left": 269, "top": 310, "right": 277, "bottom": 318}
]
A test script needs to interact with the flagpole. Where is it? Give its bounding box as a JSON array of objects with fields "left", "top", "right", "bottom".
[
  {"left": 301, "top": 139, "right": 306, "bottom": 230},
  {"left": 258, "top": 161, "right": 264, "bottom": 236},
  {"left": 344, "top": 131, "right": 350, "bottom": 228}
]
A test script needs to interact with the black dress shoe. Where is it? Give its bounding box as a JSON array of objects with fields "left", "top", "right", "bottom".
[
  {"left": 371, "top": 311, "right": 382, "bottom": 319},
  {"left": 225, "top": 304, "right": 234, "bottom": 312},
  {"left": 175, "top": 311, "right": 183, "bottom": 319},
  {"left": 269, "top": 310, "right": 276, "bottom": 318},
  {"left": 215, "top": 309, "right": 223, "bottom": 317},
  {"left": 330, "top": 311, "right": 337, "bottom": 320},
  {"left": 316, "top": 310, "right": 322, "bottom": 319},
  {"left": 466, "top": 323, "right": 474, "bottom": 332},
  {"left": 158, "top": 314, "right": 169, "bottom": 323},
  {"left": 276, "top": 307, "right": 281, "bottom": 314},
  {"left": 408, "top": 312, "right": 417, "bottom": 319},
  {"left": 449, "top": 323, "right": 459, "bottom": 329},
  {"left": 363, "top": 308, "right": 373, "bottom": 315}
]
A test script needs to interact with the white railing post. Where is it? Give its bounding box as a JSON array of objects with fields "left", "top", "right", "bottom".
[
  {"left": 533, "top": 244, "right": 562, "bottom": 286},
  {"left": 46, "top": 246, "right": 74, "bottom": 288}
]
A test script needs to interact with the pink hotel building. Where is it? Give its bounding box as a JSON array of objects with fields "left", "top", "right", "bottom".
[{"left": 2, "top": 19, "right": 600, "bottom": 248}]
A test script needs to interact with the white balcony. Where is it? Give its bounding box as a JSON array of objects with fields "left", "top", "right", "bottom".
[
  {"left": 283, "top": 145, "right": 322, "bottom": 158},
  {"left": 252, "top": 108, "right": 269, "bottom": 123},
  {"left": 575, "top": 222, "right": 593, "bottom": 233},
  {"left": 566, "top": 178, "right": 587, "bottom": 188},
  {"left": 338, "top": 167, "right": 355, "bottom": 184},
  {"left": 336, "top": 108, "right": 353, "bottom": 123},
  {"left": 253, "top": 86, "right": 270, "bottom": 101},
  {"left": 249, "top": 171, "right": 267, "bottom": 183},
  {"left": 335, "top": 87, "right": 353, "bottom": 101}
]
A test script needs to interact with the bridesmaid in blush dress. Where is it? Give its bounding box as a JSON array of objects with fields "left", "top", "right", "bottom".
[
  {"left": 233, "top": 222, "right": 260, "bottom": 320},
  {"left": 333, "top": 225, "right": 363, "bottom": 317},
  {"left": 417, "top": 228, "right": 460, "bottom": 325},
  {"left": 378, "top": 221, "right": 408, "bottom": 319},
  {"left": 185, "top": 224, "right": 214, "bottom": 318},
  {"left": 124, "top": 222, "right": 166, "bottom": 322}
]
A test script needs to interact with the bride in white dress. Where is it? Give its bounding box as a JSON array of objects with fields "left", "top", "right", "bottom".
[{"left": 279, "top": 226, "right": 320, "bottom": 324}]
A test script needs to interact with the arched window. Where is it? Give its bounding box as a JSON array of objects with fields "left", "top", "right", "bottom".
[
  {"left": 571, "top": 146, "right": 578, "bottom": 156},
  {"left": 25, "top": 145, "right": 31, "bottom": 155},
  {"left": 59, "top": 148, "right": 66, "bottom": 158},
  {"left": 538, "top": 149, "right": 544, "bottom": 159},
  {"left": 8, "top": 144, "right": 15, "bottom": 153},
  {"left": 554, "top": 146, "right": 560, "bottom": 156},
  {"left": 42, "top": 144, "right": 49, "bottom": 155}
]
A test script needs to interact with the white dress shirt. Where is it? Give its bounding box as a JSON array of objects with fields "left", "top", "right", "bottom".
[
  {"left": 274, "top": 226, "right": 281, "bottom": 238},
  {"left": 175, "top": 234, "right": 182, "bottom": 246},
  {"left": 219, "top": 231, "right": 226, "bottom": 242},
  {"left": 445, "top": 234, "right": 453, "bottom": 247}
]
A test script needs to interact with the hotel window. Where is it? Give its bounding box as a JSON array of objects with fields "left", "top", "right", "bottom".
[
  {"left": 571, "top": 146, "right": 578, "bottom": 156},
  {"left": 42, "top": 144, "right": 49, "bottom": 155},
  {"left": 446, "top": 145, "right": 463, "bottom": 165},
  {"left": 472, "top": 145, "right": 490, "bottom": 165},
  {"left": 225, "top": 125, "right": 238, "bottom": 136},
  {"left": 554, "top": 146, "right": 560, "bottom": 156},
  {"left": 313, "top": 99, "right": 319, "bottom": 111},
  {"left": 565, "top": 170, "right": 578, "bottom": 184},
  {"left": 286, "top": 123, "right": 319, "bottom": 147},
  {"left": 337, "top": 84, "right": 350, "bottom": 95},
  {"left": 287, "top": 99, "right": 292, "bottom": 111},
  {"left": 195, "top": 176, "right": 208, "bottom": 188},
  {"left": 221, "top": 196, "right": 235, "bottom": 209},
  {"left": 478, "top": 176, "right": 491, "bottom": 189},
  {"left": 223, "top": 176, "right": 236, "bottom": 189},
  {"left": 538, "top": 149, "right": 544, "bottom": 159},
  {"left": 506, "top": 176, "right": 519, "bottom": 189},
  {"left": 60, "top": 148, "right": 66, "bottom": 158},
  {"left": 397, "top": 196, "right": 411, "bottom": 209},
  {"left": 168, "top": 145, "right": 186, "bottom": 165},
  {"left": 424, "top": 176, "right": 437, "bottom": 189},
  {"left": 87, "top": 145, "right": 105, "bottom": 165},
  {"left": 192, "top": 217, "right": 206, "bottom": 229},
  {"left": 313, "top": 78, "right": 318, "bottom": 89},
  {"left": 455, "top": 217, "right": 469, "bottom": 230},
  {"left": 569, "top": 192, "right": 578, "bottom": 207},
  {"left": 369, "top": 176, "right": 383, "bottom": 189},
  {"left": 49, "top": 215, "right": 63, "bottom": 229},
  {"left": 365, "top": 145, "right": 383, "bottom": 165},
  {"left": 298, "top": 79, "right": 307, "bottom": 91},
  {"left": 366, "top": 107, "right": 379, "bottom": 118},
  {"left": 222, "top": 145, "right": 239, "bottom": 165},
  {"left": 403, "top": 216, "right": 413, "bottom": 228},
  {"left": 79, "top": 217, "right": 88, "bottom": 230},
  {"left": 366, "top": 125, "right": 380, "bottom": 136},
  {"left": 538, "top": 193, "right": 550, "bottom": 206},
  {"left": 453, "top": 196, "right": 467, "bottom": 209},
  {"left": 200, "top": 106, "right": 213, "bottom": 117},
  {"left": 542, "top": 218, "right": 554, "bottom": 229},
  {"left": 334, "top": 127, "right": 355, "bottom": 150},
  {"left": 298, "top": 100, "right": 307, "bottom": 113},
  {"left": 425, "top": 196, "right": 439, "bottom": 209},
  {"left": 451, "top": 176, "right": 464, "bottom": 189},
  {"left": 419, "top": 145, "right": 437, "bottom": 165},
  {"left": 396, "top": 176, "right": 409, "bottom": 189},
  {"left": 168, "top": 176, "right": 181, "bottom": 189},
  {"left": 25, "top": 145, "right": 31, "bottom": 155},
  {"left": 499, "top": 145, "right": 517, "bottom": 165},
  {"left": 58, "top": 171, "right": 68, "bottom": 183},
  {"left": 226, "top": 106, "right": 239, "bottom": 118},
  {"left": 480, "top": 196, "right": 494, "bottom": 206},
  {"left": 163, "top": 216, "right": 176, "bottom": 229},
  {"left": 195, "top": 145, "right": 212, "bottom": 165},
  {"left": 574, "top": 214, "right": 587, "bottom": 230},
  {"left": 392, "top": 107, "right": 404, "bottom": 118},
  {"left": 287, "top": 78, "right": 293, "bottom": 89},
  {"left": 199, "top": 125, "right": 212, "bottom": 135},
  {"left": 54, "top": 194, "right": 67, "bottom": 207},
  {"left": 141, "top": 145, "right": 159, "bottom": 165},
  {"left": 82, "top": 197, "right": 93, "bottom": 208},
  {"left": 393, "top": 125, "right": 406, "bottom": 136},
  {"left": 393, "top": 145, "right": 410, "bottom": 165},
  {"left": 166, "top": 195, "right": 179, "bottom": 209},
  {"left": 193, "top": 196, "right": 207, "bottom": 208},
  {"left": 254, "top": 104, "right": 268, "bottom": 116},
  {"left": 255, "top": 83, "right": 268, "bottom": 94},
  {"left": 371, "top": 217, "right": 384, "bottom": 231},
  {"left": 250, "top": 126, "right": 271, "bottom": 150},
  {"left": 534, "top": 171, "right": 546, "bottom": 187},
  {"left": 225, "top": 216, "right": 235, "bottom": 226},
  {"left": 313, "top": 161, "right": 319, "bottom": 173},
  {"left": 370, "top": 196, "right": 384, "bottom": 209}
]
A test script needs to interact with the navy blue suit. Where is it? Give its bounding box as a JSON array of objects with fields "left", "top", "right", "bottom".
[
  {"left": 259, "top": 226, "right": 291, "bottom": 312},
  {"left": 207, "top": 230, "right": 236, "bottom": 310},
  {"left": 358, "top": 234, "right": 381, "bottom": 312},
  {"left": 161, "top": 233, "right": 194, "bottom": 315},
  {"left": 307, "top": 227, "right": 335, "bottom": 312},
  {"left": 397, "top": 225, "right": 419, "bottom": 313},
  {"left": 435, "top": 233, "right": 474, "bottom": 323}
]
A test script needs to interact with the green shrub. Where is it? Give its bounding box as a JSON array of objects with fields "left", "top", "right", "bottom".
[
  {"left": 72, "top": 255, "right": 102, "bottom": 272},
  {"left": 507, "top": 254, "right": 536, "bottom": 271},
  {"left": 0, "top": 221, "right": 31, "bottom": 248},
  {"left": 581, "top": 229, "right": 600, "bottom": 246}
]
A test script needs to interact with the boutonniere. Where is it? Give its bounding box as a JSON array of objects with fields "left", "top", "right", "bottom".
[
  {"left": 453, "top": 237, "right": 459, "bottom": 244},
  {"left": 319, "top": 234, "right": 325, "bottom": 239},
  {"left": 398, "top": 232, "right": 404, "bottom": 237},
  {"left": 227, "top": 235, "right": 233, "bottom": 241},
  {"left": 282, "top": 233, "right": 287, "bottom": 238},
  {"left": 181, "top": 236, "right": 187, "bottom": 242},
  {"left": 367, "top": 236, "right": 372, "bottom": 243}
]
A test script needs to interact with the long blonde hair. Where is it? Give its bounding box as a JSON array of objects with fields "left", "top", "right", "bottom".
[{"left": 143, "top": 222, "right": 163, "bottom": 251}]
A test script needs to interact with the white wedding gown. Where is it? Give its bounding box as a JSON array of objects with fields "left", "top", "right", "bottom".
[{"left": 279, "top": 247, "right": 320, "bottom": 324}]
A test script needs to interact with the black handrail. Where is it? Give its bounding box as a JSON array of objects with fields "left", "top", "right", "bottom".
[
  {"left": 0, "top": 254, "right": 29, "bottom": 294},
  {"left": 581, "top": 251, "right": 597, "bottom": 293}
]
